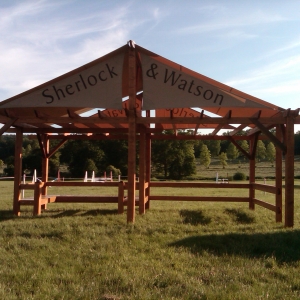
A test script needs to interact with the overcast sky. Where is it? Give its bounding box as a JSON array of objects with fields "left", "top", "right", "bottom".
[{"left": 1, "top": 0, "right": 300, "bottom": 121}]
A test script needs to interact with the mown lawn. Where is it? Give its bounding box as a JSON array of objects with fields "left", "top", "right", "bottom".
[{"left": 1, "top": 180, "right": 300, "bottom": 299}]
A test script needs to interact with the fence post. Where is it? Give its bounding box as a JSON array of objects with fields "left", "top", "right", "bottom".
[
  {"left": 118, "top": 181, "right": 125, "bottom": 214},
  {"left": 33, "top": 181, "right": 43, "bottom": 216}
]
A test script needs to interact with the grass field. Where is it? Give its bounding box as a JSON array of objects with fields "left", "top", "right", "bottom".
[{"left": 1, "top": 180, "right": 300, "bottom": 299}]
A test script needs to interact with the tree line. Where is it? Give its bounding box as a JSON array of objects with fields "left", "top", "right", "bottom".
[{"left": 1, "top": 130, "right": 300, "bottom": 179}]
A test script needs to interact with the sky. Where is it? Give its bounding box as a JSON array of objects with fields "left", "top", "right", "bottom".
[{"left": 1, "top": 0, "right": 300, "bottom": 130}]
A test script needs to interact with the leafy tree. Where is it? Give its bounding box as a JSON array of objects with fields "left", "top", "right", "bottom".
[
  {"left": 256, "top": 140, "right": 266, "bottom": 162},
  {"left": 152, "top": 138, "right": 174, "bottom": 178},
  {"left": 168, "top": 140, "right": 196, "bottom": 179},
  {"left": 60, "top": 140, "right": 105, "bottom": 177},
  {"left": 194, "top": 140, "right": 204, "bottom": 158},
  {"left": 0, "top": 135, "right": 16, "bottom": 163},
  {"left": 205, "top": 140, "right": 221, "bottom": 157},
  {"left": 106, "top": 165, "right": 121, "bottom": 177},
  {"left": 22, "top": 147, "right": 42, "bottom": 175},
  {"left": 266, "top": 142, "right": 276, "bottom": 164},
  {"left": 199, "top": 144, "right": 211, "bottom": 168},
  {"left": 218, "top": 152, "right": 228, "bottom": 169},
  {"left": 98, "top": 140, "right": 128, "bottom": 175},
  {"left": 152, "top": 131, "right": 196, "bottom": 179},
  {"left": 84, "top": 158, "right": 98, "bottom": 174},
  {"left": 227, "top": 143, "right": 239, "bottom": 160},
  {"left": 3, "top": 156, "right": 15, "bottom": 176},
  {"left": 238, "top": 140, "right": 249, "bottom": 156}
]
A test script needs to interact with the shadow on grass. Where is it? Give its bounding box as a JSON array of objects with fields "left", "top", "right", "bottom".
[
  {"left": 0, "top": 210, "right": 15, "bottom": 221},
  {"left": 169, "top": 230, "right": 300, "bottom": 264},
  {"left": 224, "top": 208, "right": 255, "bottom": 224},
  {"left": 49, "top": 209, "right": 119, "bottom": 218},
  {"left": 180, "top": 210, "right": 211, "bottom": 225},
  {"left": 0, "top": 208, "right": 120, "bottom": 221}
]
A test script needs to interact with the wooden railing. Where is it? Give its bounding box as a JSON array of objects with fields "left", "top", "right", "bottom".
[{"left": 17, "top": 180, "right": 281, "bottom": 221}]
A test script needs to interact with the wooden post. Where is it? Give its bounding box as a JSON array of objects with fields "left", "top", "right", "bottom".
[
  {"left": 285, "top": 115, "right": 294, "bottom": 227},
  {"left": 33, "top": 181, "right": 43, "bottom": 216},
  {"left": 249, "top": 135, "right": 257, "bottom": 210},
  {"left": 118, "top": 181, "right": 125, "bottom": 214},
  {"left": 127, "top": 43, "right": 137, "bottom": 223},
  {"left": 41, "top": 135, "right": 49, "bottom": 210},
  {"left": 145, "top": 130, "right": 151, "bottom": 210},
  {"left": 275, "top": 125, "right": 283, "bottom": 222},
  {"left": 139, "top": 126, "right": 146, "bottom": 214},
  {"left": 13, "top": 128, "right": 23, "bottom": 216}
]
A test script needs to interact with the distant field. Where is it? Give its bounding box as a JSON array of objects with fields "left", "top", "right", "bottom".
[
  {"left": 1, "top": 180, "right": 300, "bottom": 299},
  {"left": 195, "top": 157, "right": 300, "bottom": 180}
]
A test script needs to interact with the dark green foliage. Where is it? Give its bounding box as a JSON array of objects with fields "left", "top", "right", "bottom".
[
  {"left": 152, "top": 131, "right": 196, "bottom": 179},
  {"left": 295, "top": 131, "right": 300, "bottom": 155},
  {"left": 233, "top": 172, "right": 247, "bottom": 180},
  {"left": 98, "top": 140, "right": 128, "bottom": 175},
  {"left": 60, "top": 140, "right": 105, "bottom": 177},
  {"left": 199, "top": 144, "right": 211, "bottom": 168},
  {"left": 106, "top": 165, "right": 121, "bottom": 176}
]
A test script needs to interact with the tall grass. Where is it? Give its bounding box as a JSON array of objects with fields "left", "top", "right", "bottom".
[{"left": 1, "top": 180, "right": 300, "bottom": 299}]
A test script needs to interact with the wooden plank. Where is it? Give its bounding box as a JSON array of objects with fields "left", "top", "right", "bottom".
[
  {"left": 253, "top": 199, "right": 277, "bottom": 212},
  {"left": 285, "top": 115, "right": 294, "bottom": 227},
  {"left": 149, "top": 182, "right": 249, "bottom": 188},
  {"left": 45, "top": 181, "right": 119, "bottom": 187},
  {"left": 149, "top": 196, "right": 249, "bottom": 202},
  {"left": 19, "top": 183, "right": 35, "bottom": 190},
  {"left": 54, "top": 196, "right": 118, "bottom": 203},
  {"left": 137, "top": 116, "right": 286, "bottom": 125},
  {"left": 253, "top": 183, "right": 277, "bottom": 194}
]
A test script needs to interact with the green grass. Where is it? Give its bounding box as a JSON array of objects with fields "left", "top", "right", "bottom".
[{"left": 1, "top": 180, "right": 300, "bottom": 299}]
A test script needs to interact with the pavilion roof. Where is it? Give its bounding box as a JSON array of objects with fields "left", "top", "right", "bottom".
[{"left": 0, "top": 41, "right": 298, "bottom": 136}]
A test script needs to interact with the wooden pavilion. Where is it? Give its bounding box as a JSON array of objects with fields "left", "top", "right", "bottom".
[{"left": 0, "top": 41, "right": 299, "bottom": 227}]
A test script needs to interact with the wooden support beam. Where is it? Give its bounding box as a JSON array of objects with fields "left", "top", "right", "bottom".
[
  {"left": 193, "top": 110, "right": 204, "bottom": 135},
  {"left": 249, "top": 133, "right": 259, "bottom": 160},
  {"left": 13, "top": 128, "right": 23, "bottom": 216},
  {"left": 145, "top": 111, "right": 151, "bottom": 210},
  {"left": 210, "top": 110, "right": 231, "bottom": 136},
  {"left": 285, "top": 114, "right": 294, "bottom": 227},
  {"left": 127, "top": 42, "right": 137, "bottom": 223},
  {"left": 275, "top": 124, "right": 282, "bottom": 222},
  {"left": 47, "top": 137, "right": 68, "bottom": 158},
  {"left": 67, "top": 109, "right": 80, "bottom": 118},
  {"left": 250, "top": 118, "right": 286, "bottom": 153},
  {"left": 229, "top": 124, "right": 248, "bottom": 136},
  {"left": 229, "top": 110, "right": 261, "bottom": 136},
  {"left": 229, "top": 137, "right": 251, "bottom": 160},
  {"left": 41, "top": 135, "right": 49, "bottom": 197},
  {"left": 0, "top": 118, "right": 18, "bottom": 136},
  {"left": 249, "top": 136, "right": 257, "bottom": 210},
  {"left": 4, "top": 109, "right": 17, "bottom": 118},
  {"left": 139, "top": 126, "right": 146, "bottom": 214},
  {"left": 37, "top": 134, "right": 47, "bottom": 158}
]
